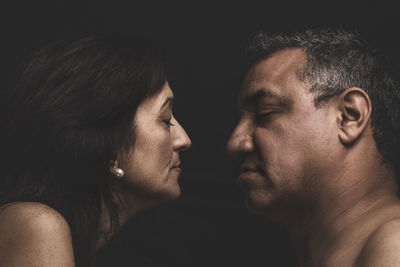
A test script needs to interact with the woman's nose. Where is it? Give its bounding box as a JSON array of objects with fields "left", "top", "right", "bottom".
[{"left": 173, "top": 121, "right": 191, "bottom": 152}]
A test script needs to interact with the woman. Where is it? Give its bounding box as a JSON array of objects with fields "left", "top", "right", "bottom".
[{"left": 0, "top": 35, "right": 191, "bottom": 266}]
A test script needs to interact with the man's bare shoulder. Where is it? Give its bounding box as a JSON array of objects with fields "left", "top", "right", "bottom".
[
  {"left": 0, "top": 202, "right": 75, "bottom": 266},
  {"left": 357, "top": 218, "right": 400, "bottom": 267}
]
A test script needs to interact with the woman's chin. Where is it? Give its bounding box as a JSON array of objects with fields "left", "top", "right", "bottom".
[
  {"left": 141, "top": 182, "right": 182, "bottom": 205},
  {"left": 158, "top": 183, "right": 182, "bottom": 201}
]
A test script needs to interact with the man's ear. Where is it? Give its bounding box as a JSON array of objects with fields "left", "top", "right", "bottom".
[{"left": 337, "top": 87, "right": 372, "bottom": 145}]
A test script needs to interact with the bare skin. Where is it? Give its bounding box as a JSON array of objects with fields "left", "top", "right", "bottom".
[
  {"left": 0, "top": 195, "right": 163, "bottom": 267},
  {"left": 292, "top": 184, "right": 400, "bottom": 267},
  {"left": 227, "top": 48, "right": 400, "bottom": 266},
  {"left": 0, "top": 202, "right": 75, "bottom": 267}
]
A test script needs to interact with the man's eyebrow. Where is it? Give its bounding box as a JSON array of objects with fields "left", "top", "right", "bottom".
[
  {"left": 160, "top": 97, "right": 174, "bottom": 110},
  {"left": 240, "top": 88, "right": 287, "bottom": 109}
]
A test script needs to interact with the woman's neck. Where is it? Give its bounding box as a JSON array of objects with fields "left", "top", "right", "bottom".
[{"left": 96, "top": 184, "right": 164, "bottom": 250}]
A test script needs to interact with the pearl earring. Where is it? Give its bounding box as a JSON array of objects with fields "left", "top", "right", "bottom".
[{"left": 114, "top": 168, "right": 125, "bottom": 179}]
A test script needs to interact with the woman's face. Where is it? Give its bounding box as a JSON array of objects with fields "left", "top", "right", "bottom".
[{"left": 120, "top": 83, "right": 191, "bottom": 201}]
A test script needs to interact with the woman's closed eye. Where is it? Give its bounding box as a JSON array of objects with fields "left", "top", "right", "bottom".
[{"left": 163, "top": 118, "right": 175, "bottom": 128}]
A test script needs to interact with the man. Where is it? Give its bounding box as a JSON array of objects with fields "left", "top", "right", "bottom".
[{"left": 227, "top": 28, "right": 400, "bottom": 266}]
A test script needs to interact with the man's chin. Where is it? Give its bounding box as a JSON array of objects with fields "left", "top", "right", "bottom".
[{"left": 243, "top": 192, "right": 283, "bottom": 220}]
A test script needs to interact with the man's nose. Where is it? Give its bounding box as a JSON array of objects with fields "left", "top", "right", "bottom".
[{"left": 226, "top": 123, "right": 254, "bottom": 158}]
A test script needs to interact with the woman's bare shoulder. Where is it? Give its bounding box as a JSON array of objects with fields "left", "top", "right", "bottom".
[
  {"left": 0, "top": 201, "right": 66, "bottom": 224},
  {"left": 0, "top": 202, "right": 75, "bottom": 266}
]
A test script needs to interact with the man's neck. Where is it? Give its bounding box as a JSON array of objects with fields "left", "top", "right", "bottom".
[{"left": 286, "top": 164, "right": 398, "bottom": 266}]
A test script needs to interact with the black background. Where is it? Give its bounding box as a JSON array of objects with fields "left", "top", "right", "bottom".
[{"left": 1, "top": 1, "right": 400, "bottom": 266}]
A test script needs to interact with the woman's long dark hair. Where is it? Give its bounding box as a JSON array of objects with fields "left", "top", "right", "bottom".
[{"left": 0, "top": 35, "right": 167, "bottom": 266}]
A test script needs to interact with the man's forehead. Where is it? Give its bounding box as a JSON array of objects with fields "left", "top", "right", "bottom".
[
  {"left": 245, "top": 49, "right": 306, "bottom": 82},
  {"left": 238, "top": 49, "right": 306, "bottom": 109}
]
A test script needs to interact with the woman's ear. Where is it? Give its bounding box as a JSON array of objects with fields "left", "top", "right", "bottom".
[
  {"left": 109, "top": 160, "right": 119, "bottom": 174},
  {"left": 337, "top": 87, "right": 372, "bottom": 145}
]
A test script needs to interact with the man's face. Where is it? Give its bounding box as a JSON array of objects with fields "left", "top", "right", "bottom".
[{"left": 227, "top": 49, "right": 340, "bottom": 219}]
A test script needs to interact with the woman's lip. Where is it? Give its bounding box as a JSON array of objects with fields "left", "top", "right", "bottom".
[{"left": 172, "top": 166, "right": 181, "bottom": 173}]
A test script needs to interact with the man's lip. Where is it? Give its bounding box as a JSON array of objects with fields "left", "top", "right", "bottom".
[
  {"left": 238, "top": 170, "right": 260, "bottom": 178},
  {"left": 239, "top": 166, "right": 260, "bottom": 174}
]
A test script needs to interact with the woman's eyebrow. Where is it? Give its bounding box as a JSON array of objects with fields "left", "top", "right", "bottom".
[{"left": 160, "top": 97, "right": 174, "bottom": 110}]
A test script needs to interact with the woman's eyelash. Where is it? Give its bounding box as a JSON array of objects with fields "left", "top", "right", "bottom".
[{"left": 163, "top": 119, "right": 175, "bottom": 127}]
